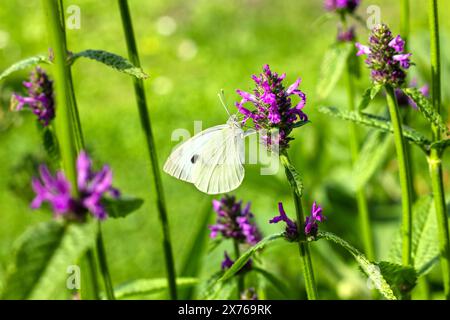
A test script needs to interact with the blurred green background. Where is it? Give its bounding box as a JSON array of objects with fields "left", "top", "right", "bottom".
[{"left": 1, "top": 0, "right": 449, "bottom": 299}]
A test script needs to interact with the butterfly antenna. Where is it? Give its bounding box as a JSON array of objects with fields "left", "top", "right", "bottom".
[{"left": 218, "top": 89, "right": 232, "bottom": 117}]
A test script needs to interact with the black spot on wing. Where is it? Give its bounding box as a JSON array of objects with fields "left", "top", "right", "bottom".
[{"left": 191, "top": 154, "right": 199, "bottom": 164}]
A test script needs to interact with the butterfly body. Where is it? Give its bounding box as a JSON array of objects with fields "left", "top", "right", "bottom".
[{"left": 163, "top": 116, "right": 246, "bottom": 194}]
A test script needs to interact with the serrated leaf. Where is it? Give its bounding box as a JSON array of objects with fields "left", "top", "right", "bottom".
[
  {"left": 219, "top": 233, "right": 283, "bottom": 282},
  {"left": 317, "top": 43, "right": 352, "bottom": 100},
  {"left": 1, "top": 221, "right": 96, "bottom": 300},
  {"left": 403, "top": 88, "right": 449, "bottom": 135},
  {"left": 358, "top": 85, "right": 382, "bottom": 111},
  {"left": 389, "top": 195, "right": 439, "bottom": 276},
  {"left": 319, "top": 106, "right": 431, "bottom": 150},
  {"left": 0, "top": 55, "right": 50, "bottom": 82},
  {"left": 113, "top": 278, "right": 198, "bottom": 299},
  {"left": 280, "top": 154, "right": 304, "bottom": 198},
  {"left": 317, "top": 231, "right": 397, "bottom": 300},
  {"left": 70, "top": 50, "right": 148, "bottom": 79},
  {"left": 430, "top": 138, "right": 450, "bottom": 154},
  {"left": 252, "top": 267, "right": 290, "bottom": 298},
  {"left": 377, "top": 261, "right": 417, "bottom": 296},
  {"left": 102, "top": 197, "right": 144, "bottom": 219},
  {"left": 353, "top": 130, "right": 391, "bottom": 189},
  {"left": 41, "top": 126, "right": 60, "bottom": 166}
]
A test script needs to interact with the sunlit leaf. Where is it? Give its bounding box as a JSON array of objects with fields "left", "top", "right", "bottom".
[
  {"left": 70, "top": 50, "right": 148, "bottom": 79},
  {"left": 0, "top": 55, "right": 50, "bottom": 82},
  {"left": 317, "top": 231, "right": 397, "bottom": 300},
  {"left": 113, "top": 278, "right": 198, "bottom": 299},
  {"left": 1, "top": 221, "right": 96, "bottom": 300}
]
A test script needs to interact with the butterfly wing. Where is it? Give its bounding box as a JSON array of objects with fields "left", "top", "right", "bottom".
[
  {"left": 163, "top": 124, "right": 229, "bottom": 183},
  {"left": 192, "top": 126, "right": 245, "bottom": 194}
]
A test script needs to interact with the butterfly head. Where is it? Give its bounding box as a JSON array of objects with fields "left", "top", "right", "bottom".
[{"left": 227, "top": 114, "right": 241, "bottom": 128}]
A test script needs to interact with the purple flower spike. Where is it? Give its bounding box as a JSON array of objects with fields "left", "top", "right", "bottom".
[
  {"left": 209, "top": 195, "right": 262, "bottom": 245},
  {"left": 11, "top": 67, "right": 55, "bottom": 126},
  {"left": 357, "top": 24, "right": 412, "bottom": 87},
  {"left": 305, "top": 202, "right": 327, "bottom": 237},
  {"left": 269, "top": 202, "right": 299, "bottom": 241},
  {"left": 31, "top": 150, "right": 120, "bottom": 221},
  {"left": 235, "top": 65, "right": 308, "bottom": 150}
]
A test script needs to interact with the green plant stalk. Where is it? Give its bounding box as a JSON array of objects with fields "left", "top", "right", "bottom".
[
  {"left": 44, "top": 0, "right": 115, "bottom": 300},
  {"left": 345, "top": 57, "right": 375, "bottom": 261},
  {"left": 385, "top": 86, "right": 413, "bottom": 269},
  {"left": 280, "top": 152, "right": 318, "bottom": 300},
  {"left": 117, "top": 0, "right": 177, "bottom": 300},
  {"left": 428, "top": 0, "right": 450, "bottom": 299},
  {"left": 233, "top": 240, "right": 244, "bottom": 299},
  {"left": 96, "top": 223, "right": 115, "bottom": 299}
]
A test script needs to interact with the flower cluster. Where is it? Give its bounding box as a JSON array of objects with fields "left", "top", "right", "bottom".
[
  {"left": 11, "top": 67, "right": 55, "bottom": 126},
  {"left": 235, "top": 65, "right": 308, "bottom": 151},
  {"left": 324, "top": 0, "right": 361, "bottom": 13},
  {"left": 209, "top": 195, "right": 262, "bottom": 245},
  {"left": 356, "top": 24, "right": 412, "bottom": 87},
  {"left": 395, "top": 79, "right": 429, "bottom": 109},
  {"left": 270, "top": 202, "right": 326, "bottom": 240},
  {"left": 31, "top": 151, "right": 120, "bottom": 220}
]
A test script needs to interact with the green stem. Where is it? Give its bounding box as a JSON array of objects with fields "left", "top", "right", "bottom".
[
  {"left": 82, "top": 249, "right": 100, "bottom": 300},
  {"left": 233, "top": 240, "right": 244, "bottom": 299},
  {"left": 44, "top": 0, "right": 115, "bottom": 300},
  {"left": 385, "top": 86, "right": 413, "bottom": 270},
  {"left": 345, "top": 55, "right": 376, "bottom": 261},
  {"left": 428, "top": 0, "right": 450, "bottom": 299},
  {"left": 279, "top": 152, "right": 318, "bottom": 300},
  {"left": 117, "top": 0, "right": 177, "bottom": 300},
  {"left": 96, "top": 223, "right": 115, "bottom": 300}
]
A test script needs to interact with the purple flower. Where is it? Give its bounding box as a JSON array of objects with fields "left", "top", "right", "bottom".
[
  {"left": 269, "top": 202, "right": 299, "bottom": 241},
  {"left": 356, "top": 24, "right": 412, "bottom": 87},
  {"left": 324, "top": 0, "right": 361, "bottom": 13},
  {"left": 235, "top": 65, "right": 308, "bottom": 150},
  {"left": 209, "top": 195, "right": 262, "bottom": 245},
  {"left": 304, "top": 201, "right": 326, "bottom": 237},
  {"left": 11, "top": 67, "right": 55, "bottom": 126},
  {"left": 31, "top": 151, "right": 120, "bottom": 220},
  {"left": 221, "top": 251, "right": 252, "bottom": 273},
  {"left": 395, "top": 79, "right": 429, "bottom": 109}
]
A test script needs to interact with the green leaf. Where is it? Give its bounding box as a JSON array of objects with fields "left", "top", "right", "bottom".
[
  {"left": 316, "top": 43, "right": 352, "bottom": 100},
  {"left": 377, "top": 261, "right": 417, "bottom": 296},
  {"left": 280, "top": 156, "right": 304, "bottom": 198},
  {"left": 102, "top": 197, "right": 144, "bottom": 219},
  {"left": 202, "top": 272, "right": 235, "bottom": 300},
  {"left": 358, "top": 85, "right": 382, "bottom": 111},
  {"left": 252, "top": 267, "right": 291, "bottom": 298},
  {"left": 353, "top": 130, "right": 391, "bottom": 189},
  {"left": 1, "top": 221, "right": 96, "bottom": 299},
  {"left": 41, "top": 126, "right": 60, "bottom": 165},
  {"left": 113, "top": 278, "right": 198, "bottom": 299},
  {"left": 430, "top": 138, "right": 450, "bottom": 154},
  {"left": 402, "top": 88, "right": 449, "bottom": 135},
  {"left": 319, "top": 106, "right": 431, "bottom": 150},
  {"left": 389, "top": 195, "right": 439, "bottom": 275},
  {"left": 219, "top": 233, "right": 283, "bottom": 282},
  {"left": 317, "top": 231, "right": 397, "bottom": 300},
  {"left": 70, "top": 50, "right": 148, "bottom": 79},
  {"left": 0, "top": 55, "right": 50, "bottom": 82}
]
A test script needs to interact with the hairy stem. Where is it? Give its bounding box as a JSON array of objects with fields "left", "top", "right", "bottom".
[
  {"left": 280, "top": 151, "right": 318, "bottom": 300},
  {"left": 233, "top": 240, "right": 244, "bottom": 299},
  {"left": 117, "top": 0, "right": 177, "bottom": 299},
  {"left": 428, "top": 0, "right": 450, "bottom": 299},
  {"left": 385, "top": 86, "right": 413, "bottom": 271}
]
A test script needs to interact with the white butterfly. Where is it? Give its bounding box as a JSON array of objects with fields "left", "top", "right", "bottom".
[{"left": 164, "top": 97, "right": 253, "bottom": 194}]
